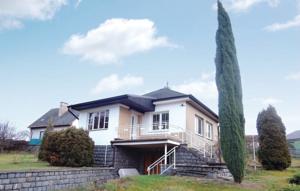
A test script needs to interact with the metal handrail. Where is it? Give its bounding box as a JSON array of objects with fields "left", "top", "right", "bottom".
[{"left": 147, "top": 146, "right": 178, "bottom": 175}]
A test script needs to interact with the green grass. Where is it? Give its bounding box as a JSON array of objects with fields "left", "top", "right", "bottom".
[
  {"left": 1, "top": 153, "right": 300, "bottom": 191},
  {"left": 68, "top": 165, "right": 300, "bottom": 191},
  {"left": 0, "top": 152, "right": 51, "bottom": 171},
  {"left": 292, "top": 158, "right": 300, "bottom": 167}
]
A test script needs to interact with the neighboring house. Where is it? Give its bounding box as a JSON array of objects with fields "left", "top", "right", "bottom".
[
  {"left": 69, "top": 87, "right": 220, "bottom": 174},
  {"left": 28, "top": 102, "right": 79, "bottom": 145},
  {"left": 287, "top": 131, "right": 300, "bottom": 157}
]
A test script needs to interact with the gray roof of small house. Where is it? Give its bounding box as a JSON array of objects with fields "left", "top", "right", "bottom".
[
  {"left": 287, "top": 130, "right": 300, "bottom": 140},
  {"left": 28, "top": 108, "right": 79, "bottom": 129}
]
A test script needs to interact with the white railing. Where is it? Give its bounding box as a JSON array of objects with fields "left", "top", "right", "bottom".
[
  {"left": 147, "top": 146, "right": 178, "bottom": 175},
  {"left": 118, "top": 123, "right": 185, "bottom": 142},
  {"left": 118, "top": 123, "right": 214, "bottom": 159}
]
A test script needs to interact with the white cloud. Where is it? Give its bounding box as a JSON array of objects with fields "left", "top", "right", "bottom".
[
  {"left": 248, "top": 97, "right": 283, "bottom": 106},
  {"left": 213, "top": 0, "right": 280, "bottom": 12},
  {"left": 286, "top": 72, "right": 300, "bottom": 80},
  {"left": 62, "top": 18, "right": 174, "bottom": 64},
  {"left": 0, "top": 18, "right": 23, "bottom": 30},
  {"left": 172, "top": 72, "right": 218, "bottom": 101},
  {"left": 264, "top": 14, "right": 300, "bottom": 31},
  {"left": 75, "top": 0, "right": 82, "bottom": 8},
  {"left": 91, "top": 74, "right": 144, "bottom": 95},
  {"left": 262, "top": 97, "right": 282, "bottom": 105},
  {"left": 0, "top": 0, "right": 67, "bottom": 30}
]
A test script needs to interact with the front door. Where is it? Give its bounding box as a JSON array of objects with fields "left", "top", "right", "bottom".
[
  {"left": 131, "top": 114, "right": 138, "bottom": 139},
  {"left": 143, "top": 153, "right": 161, "bottom": 175}
]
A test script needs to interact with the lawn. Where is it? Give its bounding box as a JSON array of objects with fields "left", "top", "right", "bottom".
[
  {"left": 67, "top": 160, "right": 300, "bottom": 191},
  {"left": 98, "top": 168, "right": 300, "bottom": 191},
  {"left": 0, "top": 152, "right": 51, "bottom": 171},
  {"left": 1, "top": 153, "right": 300, "bottom": 191}
]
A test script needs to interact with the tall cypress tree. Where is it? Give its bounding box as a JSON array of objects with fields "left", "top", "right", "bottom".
[{"left": 215, "top": 1, "right": 246, "bottom": 183}]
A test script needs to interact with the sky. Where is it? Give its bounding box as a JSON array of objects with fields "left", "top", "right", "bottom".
[{"left": 0, "top": 0, "right": 299, "bottom": 135}]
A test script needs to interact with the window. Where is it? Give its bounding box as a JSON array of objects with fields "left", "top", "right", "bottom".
[
  {"left": 88, "top": 110, "right": 109, "bottom": 130},
  {"left": 161, "top": 113, "right": 169, "bottom": 129},
  {"left": 39, "top": 131, "right": 45, "bottom": 139},
  {"left": 152, "top": 114, "right": 160, "bottom": 130},
  {"left": 152, "top": 112, "right": 169, "bottom": 130},
  {"left": 195, "top": 116, "right": 204, "bottom": 136},
  {"left": 206, "top": 122, "right": 213, "bottom": 139}
]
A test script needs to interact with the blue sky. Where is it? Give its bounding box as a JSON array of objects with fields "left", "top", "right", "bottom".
[{"left": 0, "top": 0, "right": 299, "bottom": 135}]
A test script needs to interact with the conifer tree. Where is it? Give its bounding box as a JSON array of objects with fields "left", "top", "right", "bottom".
[
  {"left": 256, "top": 105, "right": 291, "bottom": 170},
  {"left": 215, "top": 0, "right": 246, "bottom": 183},
  {"left": 38, "top": 119, "right": 54, "bottom": 161}
]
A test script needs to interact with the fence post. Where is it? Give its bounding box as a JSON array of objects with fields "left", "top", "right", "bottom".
[{"left": 174, "top": 147, "right": 176, "bottom": 169}]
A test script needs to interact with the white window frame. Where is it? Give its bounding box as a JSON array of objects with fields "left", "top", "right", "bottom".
[
  {"left": 87, "top": 110, "right": 109, "bottom": 131},
  {"left": 195, "top": 115, "right": 204, "bottom": 136},
  {"left": 39, "top": 131, "right": 45, "bottom": 139},
  {"left": 206, "top": 122, "right": 213, "bottom": 140},
  {"left": 152, "top": 111, "right": 169, "bottom": 131}
]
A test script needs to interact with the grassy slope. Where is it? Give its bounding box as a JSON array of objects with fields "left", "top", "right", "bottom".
[
  {"left": 65, "top": 166, "right": 300, "bottom": 191},
  {"left": 0, "top": 153, "right": 50, "bottom": 171},
  {"left": 102, "top": 176, "right": 256, "bottom": 191}
]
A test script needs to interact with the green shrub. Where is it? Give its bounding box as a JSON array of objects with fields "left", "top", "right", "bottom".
[
  {"left": 38, "top": 122, "right": 54, "bottom": 161},
  {"left": 289, "top": 173, "right": 300, "bottom": 185},
  {"left": 279, "top": 186, "right": 300, "bottom": 191},
  {"left": 38, "top": 127, "right": 94, "bottom": 167}
]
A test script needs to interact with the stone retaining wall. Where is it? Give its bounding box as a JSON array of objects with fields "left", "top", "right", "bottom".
[{"left": 0, "top": 167, "right": 117, "bottom": 191}]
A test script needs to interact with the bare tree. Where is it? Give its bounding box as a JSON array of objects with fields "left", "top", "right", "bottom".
[
  {"left": 0, "top": 121, "right": 16, "bottom": 152},
  {"left": 16, "top": 130, "right": 30, "bottom": 141}
]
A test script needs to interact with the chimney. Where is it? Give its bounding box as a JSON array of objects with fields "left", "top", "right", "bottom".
[{"left": 59, "top": 102, "right": 68, "bottom": 117}]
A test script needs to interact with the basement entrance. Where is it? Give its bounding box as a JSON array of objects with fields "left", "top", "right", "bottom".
[{"left": 111, "top": 138, "right": 180, "bottom": 175}]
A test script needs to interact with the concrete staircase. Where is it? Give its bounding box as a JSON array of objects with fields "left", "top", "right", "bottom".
[{"left": 174, "top": 145, "right": 231, "bottom": 178}]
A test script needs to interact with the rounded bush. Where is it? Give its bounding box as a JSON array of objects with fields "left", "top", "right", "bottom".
[{"left": 39, "top": 127, "right": 94, "bottom": 167}]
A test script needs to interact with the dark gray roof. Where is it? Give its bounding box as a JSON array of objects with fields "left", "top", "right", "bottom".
[
  {"left": 287, "top": 130, "right": 300, "bottom": 140},
  {"left": 70, "top": 94, "right": 155, "bottom": 113},
  {"left": 69, "top": 87, "right": 218, "bottom": 122},
  {"left": 28, "top": 108, "right": 79, "bottom": 129},
  {"left": 143, "top": 87, "right": 187, "bottom": 100}
]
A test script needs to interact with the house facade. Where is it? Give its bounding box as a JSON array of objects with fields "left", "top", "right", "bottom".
[
  {"left": 287, "top": 130, "right": 300, "bottom": 158},
  {"left": 69, "top": 88, "right": 220, "bottom": 175},
  {"left": 28, "top": 102, "right": 79, "bottom": 145}
]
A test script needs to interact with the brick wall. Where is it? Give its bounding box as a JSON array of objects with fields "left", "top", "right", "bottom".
[{"left": 0, "top": 167, "right": 117, "bottom": 191}]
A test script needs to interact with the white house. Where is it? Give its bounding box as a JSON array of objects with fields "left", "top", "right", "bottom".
[
  {"left": 28, "top": 102, "right": 79, "bottom": 145},
  {"left": 69, "top": 87, "right": 219, "bottom": 174}
]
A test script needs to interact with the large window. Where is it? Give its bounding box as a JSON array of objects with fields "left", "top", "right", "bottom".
[
  {"left": 206, "top": 122, "right": 213, "bottom": 139},
  {"left": 88, "top": 110, "right": 109, "bottom": 130},
  {"left": 195, "top": 116, "right": 204, "bottom": 136},
  {"left": 152, "top": 112, "right": 169, "bottom": 130}
]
